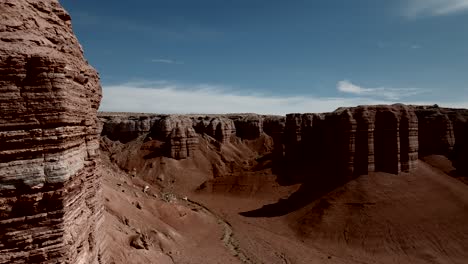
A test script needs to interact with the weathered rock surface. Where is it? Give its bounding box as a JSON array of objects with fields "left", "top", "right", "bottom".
[
  {"left": 153, "top": 116, "right": 199, "bottom": 159},
  {"left": 263, "top": 116, "right": 286, "bottom": 160},
  {"left": 99, "top": 113, "right": 162, "bottom": 143},
  {"left": 415, "top": 108, "right": 455, "bottom": 156},
  {"left": 414, "top": 105, "right": 468, "bottom": 174},
  {"left": 99, "top": 104, "right": 468, "bottom": 177},
  {"left": 453, "top": 121, "right": 468, "bottom": 173},
  {"left": 229, "top": 115, "right": 264, "bottom": 139},
  {"left": 284, "top": 105, "right": 419, "bottom": 179},
  {"left": 99, "top": 114, "right": 263, "bottom": 160},
  {"left": 193, "top": 116, "right": 236, "bottom": 144},
  {"left": 0, "top": 1, "right": 104, "bottom": 263}
]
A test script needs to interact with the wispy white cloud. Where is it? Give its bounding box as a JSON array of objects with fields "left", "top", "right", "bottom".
[
  {"left": 404, "top": 0, "right": 468, "bottom": 17},
  {"left": 151, "top": 58, "right": 184, "bottom": 65},
  {"left": 99, "top": 80, "right": 467, "bottom": 115},
  {"left": 337, "top": 80, "right": 424, "bottom": 100},
  {"left": 377, "top": 41, "right": 422, "bottom": 50},
  {"left": 100, "top": 81, "right": 387, "bottom": 114}
]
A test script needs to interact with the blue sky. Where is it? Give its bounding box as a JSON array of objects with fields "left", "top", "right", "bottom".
[{"left": 60, "top": 0, "right": 468, "bottom": 114}]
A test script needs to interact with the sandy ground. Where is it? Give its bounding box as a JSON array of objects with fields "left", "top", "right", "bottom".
[
  {"left": 100, "top": 153, "right": 239, "bottom": 264},
  {"left": 100, "top": 135, "right": 468, "bottom": 264}
]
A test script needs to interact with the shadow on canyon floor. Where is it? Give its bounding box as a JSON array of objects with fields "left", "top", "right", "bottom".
[{"left": 240, "top": 168, "right": 347, "bottom": 217}]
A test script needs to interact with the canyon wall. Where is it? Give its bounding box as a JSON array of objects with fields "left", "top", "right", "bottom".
[
  {"left": 100, "top": 106, "right": 421, "bottom": 178},
  {"left": 284, "top": 105, "right": 419, "bottom": 180},
  {"left": 0, "top": 1, "right": 104, "bottom": 263},
  {"left": 263, "top": 116, "right": 286, "bottom": 160},
  {"left": 414, "top": 105, "right": 468, "bottom": 173},
  {"left": 193, "top": 116, "right": 236, "bottom": 144},
  {"left": 99, "top": 106, "right": 468, "bottom": 177},
  {"left": 153, "top": 116, "right": 199, "bottom": 159},
  {"left": 229, "top": 115, "right": 264, "bottom": 139},
  {"left": 99, "top": 114, "right": 275, "bottom": 159},
  {"left": 99, "top": 114, "right": 162, "bottom": 143}
]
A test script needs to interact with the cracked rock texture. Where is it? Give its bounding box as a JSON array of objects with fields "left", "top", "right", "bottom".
[{"left": 0, "top": 1, "right": 104, "bottom": 263}]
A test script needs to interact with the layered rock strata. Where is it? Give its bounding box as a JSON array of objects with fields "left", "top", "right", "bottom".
[
  {"left": 229, "top": 115, "right": 264, "bottom": 139},
  {"left": 99, "top": 105, "right": 468, "bottom": 176},
  {"left": 263, "top": 116, "right": 286, "bottom": 160},
  {"left": 414, "top": 106, "right": 468, "bottom": 173},
  {"left": 99, "top": 113, "right": 162, "bottom": 143},
  {"left": 0, "top": 1, "right": 104, "bottom": 263},
  {"left": 193, "top": 116, "right": 236, "bottom": 144},
  {"left": 415, "top": 109, "right": 455, "bottom": 156},
  {"left": 284, "top": 105, "right": 419, "bottom": 178},
  {"left": 99, "top": 114, "right": 266, "bottom": 160},
  {"left": 153, "top": 116, "right": 199, "bottom": 159}
]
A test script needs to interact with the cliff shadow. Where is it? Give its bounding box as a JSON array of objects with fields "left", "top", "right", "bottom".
[
  {"left": 142, "top": 139, "right": 167, "bottom": 159},
  {"left": 374, "top": 111, "right": 399, "bottom": 174},
  {"left": 142, "top": 148, "right": 165, "bottom": 159},
  {"left": 240, "top": 169, "right": 347, "bottom": 217}
]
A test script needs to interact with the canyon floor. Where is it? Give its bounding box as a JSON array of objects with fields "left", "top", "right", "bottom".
[{"left": 99, "top": 134, "right": 468, "bottom": 264}]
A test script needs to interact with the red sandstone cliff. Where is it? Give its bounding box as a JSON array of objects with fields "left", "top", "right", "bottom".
[
  {"left": 99, "top": 104, "right": 468, "bottom": 180},
  {"left": 0, "top": 1, "right": 104, "bottom": 263},
  {"left": 414, "top": 105, "right": 468, "bottom": 174},
  {"left": 285, "top": 105, "right": 419, "bottom": 179}
]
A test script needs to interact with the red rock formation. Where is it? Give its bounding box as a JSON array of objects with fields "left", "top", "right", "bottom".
[
  {"left": 452, "top": 121, "right": 468, "bottom": 174},
  {"left": 155, "top": 116, "right": 199, "bottom": 159},
  {"left": 414, "top": 105, "right": 468, "bottom": 174},
  {"left": 335, "top": 109, "right": 358, "bottom": 176},
  {"left": 284, "top": 105, "right": 419, "bottom": 178},
  {"left": 98, "top": 104, "right": 468, "bottom": 177},
  {"left": 352, "top": 105, "right": 418, "bottom": 175},
  {"left": 193, "top": 116, "right": 236, "bottom": 144},
  {"left": 399, "top": 107, "right": 419, "bottom": 172},
  {"left": 263, "top": 116, "right": 286, "bottom": 160},
  {"left": 416, "top": 108, "right": 455, "bottom": 156},
  {"left": 99, "top": 113, "right": 162, "bottom": 143},
  {"left": 353, "top": 107, "right": 376, "bottom": 175},
  {"left": 230, "top": 115, "right": 264, "bottom": 139},
  {"left": 0, "top": 1, "right": 104, "bottom": 263},
  {"left": 284, "top": 113, "right": 325, "bottom": 170},
  {"left": 100, "top": 115, "right": 237, "bottom": 159},
  {"left": 342, "top": 105, "right": 418, "bottom": 175},
  {"left": 374, "top": 109, "right": 400, "bottom": 174}
]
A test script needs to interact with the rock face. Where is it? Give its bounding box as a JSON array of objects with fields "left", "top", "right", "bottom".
[
  {"left": 229, "top": 115, "right": 264, "bottom": 139},
  {"left": 416, "top": 108, "right": 455, "bottom": 156},
  {"left": 263, "top": 116, "right": 286, "bottom": 160},
  {"left": 100, "top": 114, "right": 263, "bottom": 159},
  {"left": 453, "top": 121, "right": 468, "bottom": 173},
  {"left": 153, "top": 116, "right": 199, "bottom": 159},
  {"left": 99, "top": 114, "right": 162, "bottom": 143},
  {"left": 193, "top": 116, "right": 236, "bottom": 144},
  {"left": 414, "top": 106, "right": 468, "bottom": 174},
  {"left": 99, "top": 105, "right": 468, "bottom": 176},
  {"left": 284, "top": 105, "right": 419, "bottom": 178},
  {"left": 0, "top": 1, "right": 104, "bottom": 263}
]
